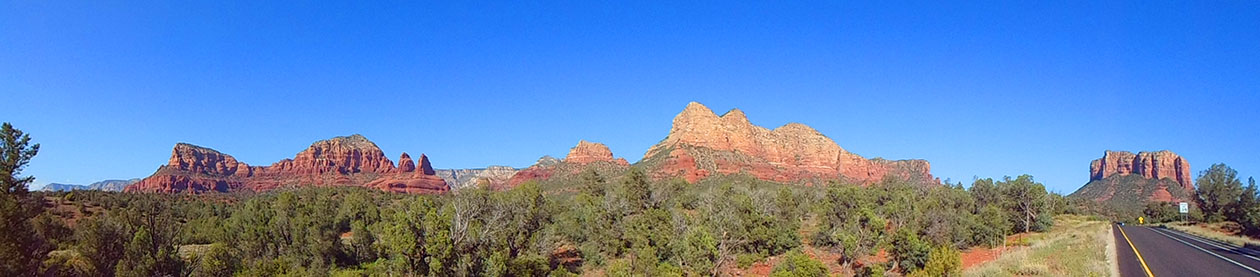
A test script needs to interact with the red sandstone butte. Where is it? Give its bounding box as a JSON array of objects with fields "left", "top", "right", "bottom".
[
  {"left": 505, "top": 141, "right": 630, "bottom": 188},
  {"left": 125, "top": 135, "right": 449, "bottom": 194},
  {"left": 642, "top": 102, "right": 935, "bottom": 185},
  {"left": 1089, "top": 150, "right": 1193, "bottom": 192},
  {"left": 564, "top": 140, "right": 629, "bottom": 166}
]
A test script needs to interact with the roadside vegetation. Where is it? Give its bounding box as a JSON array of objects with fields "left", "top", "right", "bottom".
[
  {"left": 963, "top": 215, "right": 1113, "bottom": 277},
  {"left": 1141, "top": 164, "right": 1260, "bottom": 242},
  {"left": 1, "top": 122, "right": 1076, "bottom": 276}
]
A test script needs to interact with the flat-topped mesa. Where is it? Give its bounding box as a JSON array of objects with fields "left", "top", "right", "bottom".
[
  {"left": 126, "top": 135, "right": 449, "bottom": 194},
  {"left": 643, "top": 101, "right": 935, "bottom": 185},
  {"left": 564, "top": 140, "right": 629, "bottom": 166},
  {"left": 1090, "top": 150, "right": 1192, "bottom": 192}
]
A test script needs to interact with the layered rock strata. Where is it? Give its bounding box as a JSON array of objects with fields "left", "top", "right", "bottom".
[
  {"left": 640, "top": 102, "right": 935, "bottom": 185},
  {"left": 126, "top": 135, "right": 448, "bottom": 194}
]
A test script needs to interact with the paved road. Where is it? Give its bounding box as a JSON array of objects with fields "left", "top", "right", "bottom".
[{"left": 1115, "top": 224, "right": 1260, "bottom": 276}]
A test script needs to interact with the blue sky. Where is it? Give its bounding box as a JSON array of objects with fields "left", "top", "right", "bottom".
[{"left": 3, "top": 1, "right": 1257, "bottom": 193}]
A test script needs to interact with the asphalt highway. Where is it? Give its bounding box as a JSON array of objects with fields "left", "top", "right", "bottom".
[{"left": 1115, "top": 224, "right": 1260, "bottom": 276}]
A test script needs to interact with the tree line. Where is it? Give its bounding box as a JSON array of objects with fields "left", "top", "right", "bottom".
[
  {"left": 1144, "top": 163, "right": 1260, "bottom": 236},
  {"left": 0, "top": 122, "right": 1068, "bottom": 276}
]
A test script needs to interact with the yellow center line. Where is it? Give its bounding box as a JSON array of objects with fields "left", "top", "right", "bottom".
[{"left": 1118, "top": 225, "right": 1156, "bottom": 277}]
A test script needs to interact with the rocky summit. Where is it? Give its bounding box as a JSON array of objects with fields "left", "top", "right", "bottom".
[
  {"left": 639, "top": 102, "right": 935, "bottom": 185},
  {"left": 125, "top": 135, "right": 449, "bottom": 194},
  {"left": 1075, "top": 150, "right": 1195, "bottom": 203},
  {"left": 506, "top": 141, "right": 630, "bottom": 188}
]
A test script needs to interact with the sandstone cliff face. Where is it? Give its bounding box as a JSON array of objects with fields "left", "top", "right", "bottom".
[
  {"left": 395, "top": 153, "right": 417, "bottom": 173},
  {"left": 1089, "top": 150, "right": 1193, "bottom": 193},
  {"left": 1071, "top": 150, "right": 1196, "bottom": 220},
  {"left": 365, "top": 154, "right": 449, "bottom": 194},
  {"left": 126, "top": 135, "right": 448, "bottom": 194},
  {"left": 435, "top": 166, "right": 520, "bottom": 189},
  {"left": 506, "top": 141, "right": 630, "bottom": 188},
  {"left": 565, "top": 140, "right": 629, "bottom": 166},
  {"left": 262, "top": 134, "right": 395, "bottom": 176},
  {"left": 641, "top": 102, "right": 935, "bottom": 185}
]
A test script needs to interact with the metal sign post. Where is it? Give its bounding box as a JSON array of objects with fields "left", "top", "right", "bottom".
[{"left": 1179, "top": 202, "right": 1189, "bottom": 222}]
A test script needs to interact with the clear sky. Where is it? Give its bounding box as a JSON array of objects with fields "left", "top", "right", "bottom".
[{"left": 4, "top": 1, "right": 1258, "bottom": 193}]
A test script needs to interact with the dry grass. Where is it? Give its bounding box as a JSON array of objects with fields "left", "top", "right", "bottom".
[
  {"left": 1160, "top": 221, "right": 1260, "bottom": 249},
  {"left": 963, "top": 215, "right": 1114, "bottom": 277}
]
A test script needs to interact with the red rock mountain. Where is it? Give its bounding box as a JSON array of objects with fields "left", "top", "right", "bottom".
[
  {"left": 125, "top": 135, "right": 449, "bottom": 194},
  {"left": 1071, "top": 150, "right": 1196, "bottom": 217},
  {"left": 506, "top": 141, "right": 630, "bottom": 188},
  {"left": 565, "top": 140, "right": 629, "bottom": 166},
  {"left": 640, "top": 102, "right": 935, "bottom": 185},
  {"left": 1089, "top": 150, "right": 1193, "bottom": 193}
]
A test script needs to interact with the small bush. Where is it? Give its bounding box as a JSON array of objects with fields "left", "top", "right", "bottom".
[{"left": 769, "top": 250, "right": 827, "bottom": 277}]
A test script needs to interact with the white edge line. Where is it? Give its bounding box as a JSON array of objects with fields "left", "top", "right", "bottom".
[
  {"left": 1159, "top": 228, "right": 1260, "bottom": 262},
  {"left": 1148, "top": 227, "right": 1260, "bottom": 275}
]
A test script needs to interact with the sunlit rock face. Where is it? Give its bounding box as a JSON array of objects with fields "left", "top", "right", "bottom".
[
  {"left": 639, "top": 102, "right": 935, "bottom": 185},
  {"left": 1089, "top": 150, "right": 1193, "bottom": 193},
  {"left": 126, "top": 135, "right": 448, "bottom": 194}
]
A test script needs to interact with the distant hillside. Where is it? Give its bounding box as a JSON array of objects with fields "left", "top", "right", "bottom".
[
  {"left": 41, "top": 183, "right": 90, "bottom": 192},
  {"left": 1071, "top": 174, "right": 1195, "bottom": 217},
  {"left": 40, "top": 178, "right": 140, "bottom": 192},
  {"left": 88, "top": 178, "right": 141, "bottom": 191},
  {"left": 434, "top": 166, "right": 520, "bottom": 189}
]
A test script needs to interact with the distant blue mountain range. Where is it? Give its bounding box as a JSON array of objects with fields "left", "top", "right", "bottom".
[{"left": 41, "top": 178, "right": 141, "bottom": 192}]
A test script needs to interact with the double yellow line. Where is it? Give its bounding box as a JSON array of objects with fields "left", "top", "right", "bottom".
[{"left": 1118, "top": 225, "right": 1155, "bottom": 277}]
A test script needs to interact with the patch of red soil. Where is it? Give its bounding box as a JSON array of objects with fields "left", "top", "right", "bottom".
[
  {"left": 960, "top": 233, "right": 1035, "bottom": 269},
  {"left": 960, "top": 246, "right": 1014, "bottom": 269}
]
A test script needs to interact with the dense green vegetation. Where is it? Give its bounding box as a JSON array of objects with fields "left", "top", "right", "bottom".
[
  {"left": 2, "top": 123, "right": 1069, "bottom": 276},
  {"left": 1181, "top": 164, "right": 1260, "bottom": 236}
]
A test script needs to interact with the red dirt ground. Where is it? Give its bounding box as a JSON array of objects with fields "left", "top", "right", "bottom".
[{"left": 959, "top": 233, "right": 1034, "bottom": 269}]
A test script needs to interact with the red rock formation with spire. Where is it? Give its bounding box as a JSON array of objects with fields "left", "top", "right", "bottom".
[{"left": 125, "top": 135, "right": 448, "bottom": 194}]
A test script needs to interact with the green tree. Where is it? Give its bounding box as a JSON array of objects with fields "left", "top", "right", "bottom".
[
  {"left": 115, "top": 226, "right": 182, "bottom": 276},
  {"left": 769, "top": 250, "right": 827, "bottom": 277},
  {"left": 890, "top": 228, "right": 930, "bottom": 273},
  {"left": 1238, "top": 177, "right": 1260, "bottom": 235},
  {"left": 190, "top": 243, "right": 238, "bottom": 277},
  {"left": 673, "top": 226, "right": 718, "bottom": 274},
  {"left": 0, "top": 122, "right": 46, "bottom": 276},
  {"left": 1000, "top": 175, "right": 1049, "bottom": 233},
  {"left": 912, "top": 246, "right": 961, "bottom": 277},
  {"left": 75, "top": 216, "right": 128, "bottom": 276},
  {"left": 1197, "top": 164, "right": 1243, "bottom": 222},
  {"left": 348, "top": 220, "right": 376, "bottom": 263},
  {"left": 622, "top": 168, "right": 651, "bottom": 212},
  {"left": 578, "top": 169, "right": 606, "bottom": 197}
]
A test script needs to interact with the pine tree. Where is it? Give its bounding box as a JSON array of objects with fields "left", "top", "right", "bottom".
[{"left": 0, "top": 122, "right": 46, "bottom": 276}]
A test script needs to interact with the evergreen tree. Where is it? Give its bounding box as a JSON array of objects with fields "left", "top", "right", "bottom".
[
  {"left": 0, "top": 122, "right": 46, "bottom": 276},
  {"left": 1197, "top": 164, "right": 1243, "bottom": 222}
]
